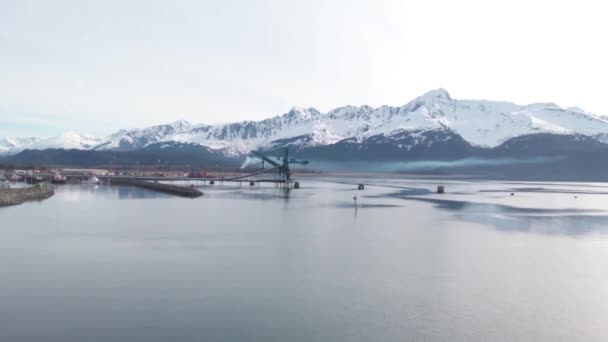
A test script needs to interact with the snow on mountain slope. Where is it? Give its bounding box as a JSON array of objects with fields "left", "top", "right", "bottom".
[
  {"left": 27, "top": 132, "right": 105, "bottom": 150},
  {"left": 105, "top": 120, "right": 193, "bottom": 150},
  {"left": 168, "top": 107, "right": 335, "bottom": 155},
  {"left": 369, "top": 89, "right": 608, "bottom": 147},
  {"left": 148, "top": 88, "right": 608, "bottom": 153},
  {"left": 0, "top": 137, "right": 41, "bottom": 155},
  {"left": 0, "top": 133, "right": 103, "bottom": 155},
  {"left": 4, "top": 89, "right": 608, "bottom": 156}
]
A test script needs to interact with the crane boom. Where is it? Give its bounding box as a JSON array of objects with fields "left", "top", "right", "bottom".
[
  {"left": 250, "top": 150, "right": 281, "bottom": 168},
  {"left": 250, "top": 148, "right": 309, "bottom": 181}
]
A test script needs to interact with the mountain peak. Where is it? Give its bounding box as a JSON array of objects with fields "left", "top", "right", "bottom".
[
  {"left": 287, "top": 107, "right": 319, "bottom": 120},
  {"left": 165, "top": 120, "right": 192, "bottom": 130},
  {"left": 419, "top": 88, "right": 452, "bottom": 101}
]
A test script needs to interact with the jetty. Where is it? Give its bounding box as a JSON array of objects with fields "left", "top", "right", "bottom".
[
  {"left": 109, "top": 178, "right": 203, "bottom": 198},
  {"left": 0, "top": 183, "right": 55, "bottom": 207}
]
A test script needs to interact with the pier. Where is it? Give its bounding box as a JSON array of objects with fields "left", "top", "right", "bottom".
[
  {"left": 7, "top": 148, "right": 306, "bottom": 193},
  {"left": 17, "top": 173, "right": 301, "bottom": 189},
  {"left": 109, "top": 178, "right": 203, "bottom": 198}
]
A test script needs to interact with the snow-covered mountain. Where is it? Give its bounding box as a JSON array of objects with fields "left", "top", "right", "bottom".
[
  {"left": 3, "top": 89, "right": 608, "bottom": 157},
  {"left": 0, "top": 137, "right": 41, "bottom": 155},
  {"left": 0, "top": 132, "right": 104, "bottom": 156}
]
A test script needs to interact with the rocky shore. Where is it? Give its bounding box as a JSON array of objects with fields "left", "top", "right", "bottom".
[{"left": 0, "top": 183, "right": 55, "bottom": 207}]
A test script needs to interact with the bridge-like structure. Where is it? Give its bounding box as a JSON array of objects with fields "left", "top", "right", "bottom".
[{"left": 29, "top": 148, "right": 308, "bottom": 189}]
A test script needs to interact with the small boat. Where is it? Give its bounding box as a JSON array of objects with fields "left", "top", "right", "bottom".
[
  {"left": 51, "top": 174, "right": 67, "bottom": 185},
  {"left": 9, "top": 174, "right": 24, "bottom": 182},
  {"left": 83, "top": 176, "right": 100, "bottom": 184}
]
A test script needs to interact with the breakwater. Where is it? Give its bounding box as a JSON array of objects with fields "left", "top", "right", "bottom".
[
  {"left": 0, "top": 183, "right": 55, "bottom": 207},
  {"left": 109, "top": 178, "right": 203, "bottom": 198}
]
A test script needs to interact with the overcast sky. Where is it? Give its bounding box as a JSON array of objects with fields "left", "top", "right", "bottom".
[{"left": 1, "top": 0, "right": 607, "bottom": 137}]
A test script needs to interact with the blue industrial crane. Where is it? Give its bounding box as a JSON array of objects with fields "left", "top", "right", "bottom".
[{"left": 250, "top": 147, "right": 309, "bottom": 181}]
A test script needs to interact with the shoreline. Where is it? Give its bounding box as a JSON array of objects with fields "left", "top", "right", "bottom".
[{"left": 0, "top": 183, "right": 55, "bottom": 207}]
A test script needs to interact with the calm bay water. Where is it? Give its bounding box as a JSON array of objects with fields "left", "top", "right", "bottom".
[{"left": 1, "top": 178, "right": 608, "bottom": 341}]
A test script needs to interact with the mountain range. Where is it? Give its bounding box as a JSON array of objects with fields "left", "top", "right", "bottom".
[{"left": 3, "top": 89, "right": 608, "bottom": 179}]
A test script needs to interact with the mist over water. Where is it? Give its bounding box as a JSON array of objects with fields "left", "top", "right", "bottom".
[{"left": 295, "top": 157, "right": 563, "bottom": 174}]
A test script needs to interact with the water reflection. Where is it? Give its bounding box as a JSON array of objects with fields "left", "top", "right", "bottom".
[
  {"left": 3, "top": 180, "right": 608, "bottom": 342},
  {"left": 400, "top": 196, "right": 608, "bottom": 236},
  {"left": 211, "top": 188, "right": 295, "bottom": 201},
  {"left": 480, "top": 187, "right": 608, "bottom": 195},
  {"left": 54, "top": 184, "right": 172, "bottom": 200},
  {"left": 333, "top": 201, "right": 402, "bottom": 209},
  {"left": 115, "top": 185, "right": 172, "bottom": 199}
]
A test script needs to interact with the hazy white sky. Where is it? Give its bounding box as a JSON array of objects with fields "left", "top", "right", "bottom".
[{"left": 1, "top": 0, "right": 607, "bottom": 137}]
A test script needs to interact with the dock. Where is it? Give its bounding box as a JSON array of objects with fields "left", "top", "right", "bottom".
[{"left": 109, "top": 178, "right": 203, "bottom": 198}]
